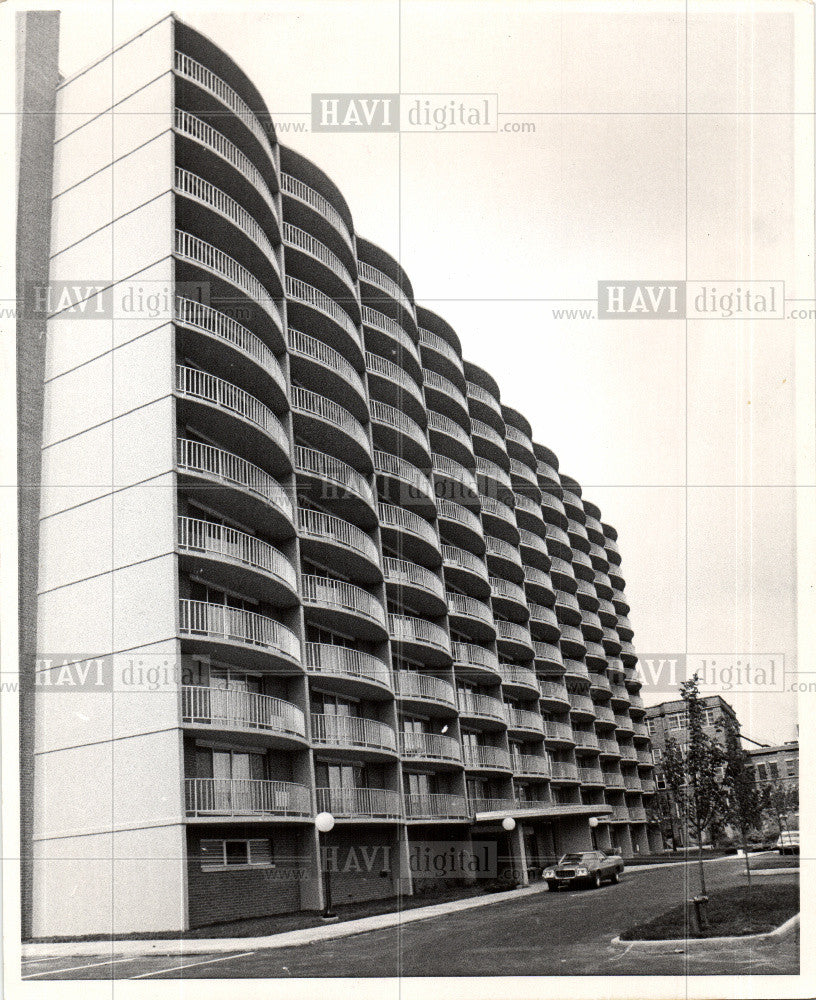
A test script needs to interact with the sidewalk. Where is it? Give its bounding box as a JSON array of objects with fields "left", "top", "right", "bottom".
[{"left": 21, "top": 852, "right": 751, "bottom": 960}]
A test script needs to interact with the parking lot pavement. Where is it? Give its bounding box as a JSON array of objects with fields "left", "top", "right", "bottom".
[{"left": 20, "top": 855, "right": 799, "bottom": 979}]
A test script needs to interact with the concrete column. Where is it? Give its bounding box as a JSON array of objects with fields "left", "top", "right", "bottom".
[{"left": 507, "top": 823, "right": 529, "bottom": 885}]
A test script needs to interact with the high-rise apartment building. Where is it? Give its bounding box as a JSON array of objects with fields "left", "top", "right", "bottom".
[{"left": 20, "top": 14, "right": 661, "bottom": 936}]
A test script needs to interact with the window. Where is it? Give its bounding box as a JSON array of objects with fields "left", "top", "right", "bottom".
[
  {"left": 647, "top": 719, "right": 657, "bottom": 736},
  {"left": 667, "top": 713, "right": 685, "bottom": 731},
  {"left": 200, "top": 838, "right": 273, "bottom": 869},
  {"left": 768, "top": 762, "right": 779, "bottom": 779},
  {"left": 656, "top": 775, "right": 666, "bottom": 790},
  {"left": 195, "top": 746, "right": 266, "bottom": 781},
  {"left": 756, "top": 763, "right": 767, "bottom": 781},
  {"left": 786, "top": 758, "right": 798, "bottom": 777}
]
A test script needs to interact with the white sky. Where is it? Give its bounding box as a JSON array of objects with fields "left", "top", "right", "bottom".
[{"left": 50, "top": 1, "right": 812, "bottom": 744}]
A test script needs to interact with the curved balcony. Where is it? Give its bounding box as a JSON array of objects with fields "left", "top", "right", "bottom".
[
  {"left": 616, "top": 615, "right": 635, "bottom": 642},
  {"left": 179, "top": 599, "right": 300, "bottom": 672},
  {"left": 359, "top": 260, "right": 416, "bottom": 323},
  {"left": 562, "top": 658, "right": 590, "bottom": 685},
  {"left": 182, "top": 685, "right": 306, "bottom": 748},
  {"left": 497, "top": 664, "right": 540, "bottom": 696},
  {"left": 614, "top": 714, "right": 635, "bottom": 737},
  {"left": 549, "top": 762, "right": 580, "bottom": 784},
  {"left": 588, "top": 671, "right": 612, "bottom": 697},
  {"left": 622, "top": 649, "right": 640, "bottom": 671},
  {"left": 506, "top": 706, "right": 545, "bottom": 738},
  {"left": 384, "top": 557, "right": 447, "bottom": 616},
  {"left": 596, "top": 598, "right": 617, "bottom": 626},
  {"left": 177, "top": 438, "right": 293, "bottom": 537},
  {"left": 628, "top": 693, "right": 646, "bottom": 714},
  {"left": 378, "top": 502, "right": 441, "bottom": 567},
  {"left": 628, "top": 807, "right": 648, "bottom": 823},
  {"left": 554, "top": 589, "right": 582, "bottom": 626},
  {"left": 301, "top": 574, "right": 387, "bottom": 640},
  {"left": 475, "top": 457, "right": 513, "bottom": 499},
  {"left": 568, "top": 693, "right": 596, "bottom": 719},
  {"left": 175, "top": 364, "right": 289, "bottom": 475},
  {"left": 286, "top": 275, "right": 362, "bottom": 363},
  {"left": 174, "top": 50, "right": 276, "bottom": 162},
  {"left": 404, "top": 793, "right": 469, "bottom": 821},
  {"left": 588, "top": 541, "right": 609, "bottom": 571},
  {"left": 174, "top": 296, "right": 286, "bottom": 407},
  {"left": 463, "top": 744, "right": 512, "bottom": 773},
  {"left": 457, "top": 691, "right": 507, "bottom": 729},
  {"left": 566, "top": 517, "right": 591, "bottom": 553},
  {"left": 447, "top": 592, "right": 496, "bottom": 641},
  {"left": 575, "top": 578, "right": 600, "bottom": 610},
  {"left": 619, "top": 744, "right": 638, "bottom": 763},
  {"left": 470, "top": 417, "right": 508, "bottom": 468},
  {"left": 423, "top": 368, "right": 470, "bottom": 427},
  {"left": 539, "top": 490, "right": 569, "bottom": 529},
  {"left": 484, "top": 535, "right": 525, "bottom": 584},
  {"left": 470, "top": 796, "right": 520, "bottom": 815},
  {"left": 174, "top": 108, "right": 278, "bottom": 232},
  {"left": 465, "top": 380, "right": 504, "bottom": 433},
  {"left": 311, "top": 713, "right": 397, "bottom": 759},
  {"left": 495, "top": 619, "right": 535, "bottom": 659},
  {"left": 435, "top": 499, "right": 484, "bottom": 553},
  {"left": 442, "top": 545, "right": 490, "bottom": 598},
  {"left": 509, "top": 458, "right": 540, "bottom": 491},
  {"left": 559, "top": 624, "right": 587, "bottom": 659},
  {"left": 399, "top": 731, "right": 462, "bottom": 768},
  {"left": 631, "top": 722, "right": 650, "bottom": 743},
  {"left": 641, "top": 778, "right": 657, "bottom": 794},
  {"left": 417, "top": 326, "right": 463, "bottom": 382},
  {"left": 175, "top": 230, "right": 281, "bottom": 338},
  {"left": 177, "top": 516, "right": 297, "bottom": 606},
  {"left": 579, "top": 766, "right": 605, "bottom": 787},
  {"left": 304, "top": 643, "right": 392, "bottom": 698},
  {"left": 603, "top": 771, "right": 625, "bottom": 789},
  {"left": 365, "top": 351, "right": 425, "bottom": 424},
  {"left": 489, "top": 576, "right": 529, "bottom": 622},
  {"left": 427, "top": 409, "right": 474, "bottom": 467},
  {"left": 518, "top": 529, "right": 550, "bottom": 571},
  {"left": 601, "top": 627, "right": 623, "bottom": 656},
  {"left": 452, "top": 641, "right": 501, "bottom": 682},
  {"left": 533, "top": 641, "right": 564, "bottom": 672},
  {"left": 598, "top": 737, "right": 623, "bottom": 758},
  {"left": 608, "top": 564, "right": 626, "bottom": 591},
  {"left": 289, "top": 328, "right": 367, "bottom": 420},
  {"left": 283, "top": 221, "right": 358, "bottom": 303},
  {"left": 535, "top": 458, "right": 561, "bottom": 486},
  {"left": 374, "top": 450, "right": 437, "bottom": 511},
  {"left": 584, "top": 641, "right": 608, "bottom": 671},
  {"left": 593, "top": 704, "right": 617, "bottom": 728},
  {"left": 504, "top": 423, "right": 536, "bottom": 460},
  {"left": 394, "top": 671, "right": 457, "bottom": 714},
  {"left": 513, "top": 753, "right": 551, "bottom": 779},
  {"left": 523, "top": 567, "right": 556, "bottom": 606},
  {"left": 291, "top": 385, "right": 371, "bottom": 469},
  {"left": 478, "top": 500, "right": 517, "bottom": 548},
  {"left": 544, "top": 721, "right": 576, "bottom": 746},
  {"left": 280, "top": 172, "right": 355, "bottom": 256},
  {"left": 174, "top": 167, "right": 279, "bottom": 284},
  {"left": 549, "top": 556, "right": 577, "bottom": 592},
  {"left": 609, "top": 682, "right": 630, "bottom": 707},
  {"left": 388, "top": 613, "right": 452, "bottom": 666},
  {"left": 583, "top": 513, "right": 606, "bottom": 544},
  {"left": 362, "top": 306, "right": 422, "bottom": 379},
  {"left": 544, "top": 524, "right": 573, "bottom": 561},
  {"left": 579, "top": 609, "right": 605, "bottom": 643},
  {"left": 612, "top": 588, "right": 630, "bottom": 615},
  {"left": 573, "top": 729, "right": 600, "bottom": 753},
  {"left": 371, "top": 400, "right": 430, "bottom": 468},
  {"left": 594, "top": 571, "right": 614, "bottom": 599},
  {"left": 432, "top": 454, "right": 479, "bottom": 506},
  {"left": 512, "top": 491, "right": 546, "bottom": 533},
  {"left": 294, "top": 446, "right": 376, "bottom": 526},
  {"left": 527, "top": 603, "right": 560, "bottom": 642},
  {"left": 623, "top": 775, "right": 643, "bottom": 793},
  {"left": 185, "top": 777, "right": 311, "bottom": 819},
  {"left": 538, "top": 679, "right": 571, "bottom": 709},
  {"left": 297, "top": 507, "right": 381, "bottom": 583},
  {"left": 315, "top": 785, "right": 402, "bottom": 820}
]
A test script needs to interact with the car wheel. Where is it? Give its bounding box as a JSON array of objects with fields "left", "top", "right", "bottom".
[
  {"left": 593, "top": 873, "right": 602, "bottom": 889},
  {"left": 611, "top": 871, "right": 620, "bottom": 884},
  {"left": 546, "top": 881, "right": 557, "bottom": 891}
]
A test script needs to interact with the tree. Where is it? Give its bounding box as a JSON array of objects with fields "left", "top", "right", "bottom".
[
  {"left": 721, "top": 719, "right": 762, "bottom": 885},
  {"left": 760, "top": 779, "right": 799, "bottom": 838}
]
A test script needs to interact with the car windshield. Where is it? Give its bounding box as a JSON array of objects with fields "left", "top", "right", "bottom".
[{"left": 559, "top": 853, "right": 590, "bottom": 863}]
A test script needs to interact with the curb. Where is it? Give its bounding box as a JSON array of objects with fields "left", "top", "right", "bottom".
[
  {"left": 22, "top": 881, "right": 551, "bottom": 959},
  {"left": 610, "top": 912, "right": 800, "bottom": 953}
]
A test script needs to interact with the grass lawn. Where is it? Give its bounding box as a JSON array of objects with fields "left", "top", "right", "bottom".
[
  {"left": 749, "top": 854, "right": 800, "bottom": 870},
  {"left": 620, "top": 882, "right": 799, "bottom": 940}
]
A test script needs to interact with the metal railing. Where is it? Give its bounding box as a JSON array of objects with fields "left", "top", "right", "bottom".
[
  {"left": 465, "top": 381, "right": 501, "bottom": 412},
  {"left": 539, "top": 680, "right": 570, "bottom": 702},
  {"left": 304, "top": 643, "right": 391, "bottom": 688},
  {"left": 544, "top": 721, "right": 575, "bottom": 742},
  {"left": 470, "top": 417, "right": 505, "bottom": 449},
  {"left": 422, "top": 368, "right": 469, "bottom": 413},
  {"left": 384, "top": 557, "right": 444, "bottom": 598},
  {"left": 359, "top": 261, "right": 416, "bottom": 318},
  {"left": 280, "top": 172, "right": 354, "bottom": 251},
  {"left": 291, "top": 385, "right": 369, "bottom": 451},
  {"left": 404, "top": 793, "right": 469, "bottom": 820},
  {"left": 469, "top": 796, "right": 517, "bottom": 814},
  {"left": 452, "top": 641, "right": 499, "bottom": 674},
  {"left": 603, "top": 772, "right": 626, "bottom": 788},
  {"left": 417, "top": 327, "right": 461, "bottom": 368},
  {"left": 365, "top": 351, "right": 425, "bottom": 403},
  {"left": 480, "top": 495, "right": 517, "bottom": 526},
  {"left": 550, "top": 762, "right": 580, "bottom": 781},
  {"left": 513, "top": 753, "right": 551, "bottom": 777},
  {"left": 457, "top": 691, "right": 506, "bottom": 722},
  {"left": 447, "top": 592, "right": 495, "bottom": 627},
  {"left": 489, "top": 576, "right": 527, "bottom": 604},
  {"left": 286, "top": 275, "right": 360, "bottom": 345},
  {"left": 370, "top": 399, "right": 429, "bottom": 449},
  {"left": 505, "top": 424, "right": 533, "bottom": 451},
  {"left": 177, "top": 438, "right": 293, "bottom": 521},
  {"left": 475, "top": 456, "right": 512, "bottom": 490},
  {"left": 388, "top": 614, "right": 451, "bottom": 654},
  {"left": 579, "top": 767, "right": 604, "bottom": 785},
  {"left": 301, "top": 574, "right": 385, "bottom": 627},
  {"left": 374, "top": 450, "right": 435, "bottom": 501},
  {"left": 436, "top": 499, "right": 482, "bottom": 536},
  {"left": 427, "top": 409, "right": 472, "bottom": 450},
  {"left": 509, "top": 458, "right": 539, "bottom": 486},
  {"left": 506, "top": 706, "right": 545, "bottom": 733},
  {"left": 182, "top": 685, "right": 305, "bottom": 737},
  {"left": 294, "top": 446, "right": 374, "bottom": 506},
  {"left": 315, "top": 785, "right": 402, "bottom": 819},
  {"left": 432, "top": 454, "right": 478, "bottom": 494},
  {"left": 297, "top": 507, "right": 380, "bottom": 566},
  {"left": 361, "top": 306, "right": 421, "bottom": 364},
  {"left": 443, "top": 544, "right": 489, "bottom": 581},
  {"left": 179, "top": 599, "right": 301, "bottom": 660},
  {"left": 568, "top": 693, "right": 596, "bottom": 714},
  {"left": 283, "top": 222, "right": 357, "bottom": 293},
  {"left": 185, "top": 777, "right": 311, "bottom": 818},
  {"left": 495, "top": 619, "right": 533, "bottom": 647},
  {"left": 399, "top": 731, "right": 462, "bottom": 762},
  {"left": 310, "top": 713, "right": 397, "bottom": 752},
  {"left": 394, "top": 671, "right": 455, "bottom": 707},
  {"left": 378, "top": 502, "right": 439, "bottom": 548},
  {"left": 178, "top": 516, "right": 296, "bottom": 590},
  {"left": 463, "top": 744, "right": 512, "bottom": 770},
  {"left": 288, "top": 327, "right": 366, "bottom": 400},
  {"left": 484, "top": 535, "right": 522, "bottom": 566},
  {"left": 497, "top": 665, "right": 539, "bottom": 690}
]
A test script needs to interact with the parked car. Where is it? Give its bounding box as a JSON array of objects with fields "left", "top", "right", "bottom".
[
  {"left": 542, "top": 850, "right": 624, "bottom": 890},
  {"left": 776, "top": 830, "right": 800, "bottom": 855}
]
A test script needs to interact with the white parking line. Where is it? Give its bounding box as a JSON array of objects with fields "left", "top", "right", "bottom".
[
  {"left": 22, "top": 956, "right": 144, "bottom": 979},
  {"left": 129, "top": 951, "right": 256, "bottom": 979}
]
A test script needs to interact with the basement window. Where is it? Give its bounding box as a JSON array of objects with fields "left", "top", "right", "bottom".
[{"left": 200, "top": 838, "right": 274, "bottom": 870}]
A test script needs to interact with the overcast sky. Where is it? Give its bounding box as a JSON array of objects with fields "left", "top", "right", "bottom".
[{"left": 52, "top": 1, "right": 812, "bottom": 744}]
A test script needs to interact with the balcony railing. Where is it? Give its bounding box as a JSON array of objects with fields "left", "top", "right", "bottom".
[
  {"left": 175, "top": 230, "right": 281, "bottom": 329},
  {"left": 427, "top": 409, "right": 472, "bottom": 451},
  {"left": 423, "top": 368, "right": 469, "bottom": 414},
  {"left": 288, "top": 327, "right": 366, "bottom": 401},
  {"left": 399, "top": 731, "right": 462, "bottom": 763},
  {"left": 550, "top": 762, "right": 580, "bottom": 781},
  {"left": 579, "top": 767, "right": 604, "bottom": 785},
  {"left": 443, "top": 544, "right": 489, "bottom": 581},
  {"left": 457, "top": 691, "right": 506, "bottom": 723},
  {"left": 463, "top": 744, "right": 512, "bottom": 770},
  {"left": 359, "top": 261, "right": 416, "bottom": 318},
  {"left": 603, "top": 772, "right": 626, "bottom": 788},
  {"left": 418, "top": 326, "right": 461, "bottom": 369},
  {"left": 280, "top": 172, "right": 354, "bottom": 252},
  {"left": 572, "top": 730, "right": 599, "bottom": 751},
  {"left": 362, "top": 306, "right": 421, "bottom": 366},
  {"left": 470, "top": 417, "right": 505, "bottom": 450},
  {"left": 476, "top": 456, "right": 512, "bottom": 490},
  {"left": 182, "top": 685, "right": 305, "bottom": 738},
  {"left": 286, "top": 275, "right": 360, "bottom": 346},
  {"left": 291, "top": 385, "right": 370, "bottom": 452},
  {"left": 394, "top": 671, "right": 456, "bottom": 708},
  {"left": 185, "top": 777, "right": 311, "bottom": 818},
  {"left": 175, "top": 167, "right": 277, "bottom": 263},
  {"left": 301, "top": 574, "right": 386, "bottom": 628},
  {"left": 452, "top": 641, "right": 500, "bottom": 675},
  {"left": 598, "top": 738, "right": 622, "bottom": 756},
  {"left": 505, "top": 424, "right": 534, "bottom": 453},
  {"left": 298, "top": 507, "right": 380, "bottom": 567},
  {"left": 506, "top": 706, "right": 545, "bottom": 733},
  {"left": 311, "top": 713, "right": 397, "bottom": 753},
  {"left": 433, "top": 454, "right": 478, "bottom": 494},
  {"left": 404, "top": 793, "right": 469, "bottom": 820},
  {"left": 568, "top": 693, "right": 596, "bottom": 715},
  {"left": 178, "top": 516, "right": 296, "bottom": 590},
  {"left": 544, "top": 721, "right": 575, "bottom": 742},
  {"left": 388, "top": 614, "right": 451, "bottom": 655},
  {"left": 365, "top": 351, "right": 425, "bottom": 405},
  {"left": 495, "top": 619, "right": 534, "bottom": 648},
  {"left": 436, "top": 499, "right": 483, "bottom": 537},
  {"left": 497, "top": 665, "right": 539, "bottom": 691},
  {"left": 465, "top": 380, "right": 501, "bottom": 413},
  {"left": 480, "top": 496, "right": 517, "bottom": 529},
  {"left": 484, "top": 535, "right": 523, "bottom": 567},
  {"left": 509, "top": 458, "right": 538, "bottom": 487},
  {"left": 490, "top": 576, "right": 527, "bottom": 605},
  {"left": 374, "top": 450, "right": 436, "bottom": 503},
  {"left": 384, "top": 557, "right": 445, "bottom": 600},
  {"left": 179, "top": 599, "right": 301, "bottom": 661},
  {"left": 533, "top": 641, "right": 564, "bottom": 668},
  {"left": 315, "top": 786, "right": 402, "bottom": 819},
  {"left": 378, "top": 502, "right": 440, "bottom": 549},
  {"left": 304, "top": 643, "right": 391, "bottom": 689},
  {"left": 447, "top": 592, "right": 495, "bottom": 628},
  {"left": 539, "top": 680, "right": 570, "bottom": 703},
  {"left": 175, "top": 365, "right": 288, "bottom": 453},
  {"left": 294, "top": 446, "right": 375, "bottom": 507},
  {"left": 371, "top": 399, "right": 429, "bottom": 451},
  {"left": 283, "top": 222, "right": 357, "bottom": 293},
  {"left": 469, "top": 797, "right": 518, "bottom": 814},
  {"left": 629, "top": 807, "right": 648, "bottom": 822},
  {"left": 513, "top": 753, "right": 551, "bottom": 777}
]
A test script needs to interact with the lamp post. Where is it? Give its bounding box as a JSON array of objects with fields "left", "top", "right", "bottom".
[
  {"left": 502, "top": 817, "right": 516, "bottom": 832},
  {"left": 315, "top": 811, "right": 336, "bottom": 919},
  {"left": 589, "top": 816, "right": 599, "bottom": 850}
]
